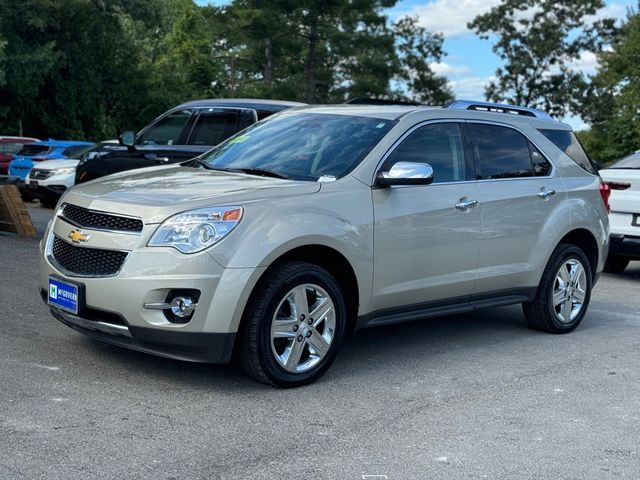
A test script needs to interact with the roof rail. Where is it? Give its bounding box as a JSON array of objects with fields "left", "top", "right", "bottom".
[{"left": 445, "top": 100, "right": 553, "bottom": 121}]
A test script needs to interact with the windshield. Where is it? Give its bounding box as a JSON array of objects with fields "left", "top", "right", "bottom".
[
  {"left": 610, "top": 153, "right": 640, "bottom": 169},
  {"left": 16, "top": 144, "right": 51, "bottom": 156},
  {"left": 200, "top": 113, "right": 395, "bottom": 181}
]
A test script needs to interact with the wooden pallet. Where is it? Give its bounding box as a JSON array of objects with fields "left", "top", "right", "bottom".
[{"left": 0, "top": 184, "right": 37, "bottom": 238}]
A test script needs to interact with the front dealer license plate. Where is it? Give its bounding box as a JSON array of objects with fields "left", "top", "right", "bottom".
[{"left": 48, "top": 277, "right": 80, "bottom": 314}]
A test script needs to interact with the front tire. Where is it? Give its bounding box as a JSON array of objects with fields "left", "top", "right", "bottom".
[
  {"left": 238, "top": 261, "right": 346, "bottom": 387},
  {"left": 603, "top": 254, "right": 629, "bottom": 274},
  {"left": 523, "top": 243, "right": 593, "bottom": 333}
]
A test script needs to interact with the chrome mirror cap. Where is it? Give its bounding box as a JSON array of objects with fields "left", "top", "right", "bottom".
[{"left": 377, "top": 162, "right": 435, "bottom": 187}]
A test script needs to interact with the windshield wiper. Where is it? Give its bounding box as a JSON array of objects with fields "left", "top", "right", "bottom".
[{"left": 226, "top": 167, "right": 289, "bottom": 179}]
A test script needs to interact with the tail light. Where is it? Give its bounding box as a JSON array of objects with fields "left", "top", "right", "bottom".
[
  {"left": 605, "top": 181, "right": 631, "bottom": 191},
  {"left": 599, "top": 179, "right": 611, "bottom": 213}
]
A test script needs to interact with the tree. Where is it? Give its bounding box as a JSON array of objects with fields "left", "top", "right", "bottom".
[
  {"left": 468, "top": 0, "right": 617, "bottom": 117},
  {"left": 581, "top": 8, "right": 640, "bottom": 164},
  {"left": 392, "top": 16, "right": 452, "bottom": 104}
]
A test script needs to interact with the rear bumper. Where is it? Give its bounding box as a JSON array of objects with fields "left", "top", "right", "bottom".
[
  {"left": 45, "top": 298, "right": 236, "bottom": 363},
  {"left": 609, "top": 234, "right": 640, "bottom": 260}
]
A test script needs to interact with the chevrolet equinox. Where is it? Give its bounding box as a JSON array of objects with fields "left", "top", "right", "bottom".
[{"left": 40, "top": 101, "right": 610, "bottom": 387}]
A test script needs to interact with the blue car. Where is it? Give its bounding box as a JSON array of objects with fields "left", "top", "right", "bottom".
[{"left": 8, "top": 140, "right": 94, "bottom": 182}]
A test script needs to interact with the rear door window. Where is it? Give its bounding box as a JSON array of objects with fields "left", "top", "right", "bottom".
[
  {"left": 538, "top": 129, "right": 597, "bottom": 174},
  {"left": 469, "top": 123, "right": 534, "bottom": 179},
  {"left": 138, "top": 109, "right": 194, "bottom": 146},
  {"left": 187, "top": 109, "right": 240, "bottom": 146}
]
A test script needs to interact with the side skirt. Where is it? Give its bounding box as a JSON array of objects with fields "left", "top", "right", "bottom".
[{"left": 356, "top": 287, "right": 537, "bottom": 330}]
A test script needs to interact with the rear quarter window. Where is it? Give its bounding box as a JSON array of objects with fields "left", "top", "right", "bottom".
[{"left": 539, "top": 129, "right": 598, "bottom": 175}]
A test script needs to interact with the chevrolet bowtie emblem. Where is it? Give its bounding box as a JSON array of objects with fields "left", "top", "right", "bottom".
[{"left": 68, "top": 229, "right": 91, "bottom": 243}]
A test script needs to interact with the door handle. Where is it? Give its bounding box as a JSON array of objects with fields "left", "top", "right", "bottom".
[
  {"left": 537, "top": 188, "right": 556, "bottom": 200},
  {"left": 455, "top": 198, "right": 479, "bottom": 211}
]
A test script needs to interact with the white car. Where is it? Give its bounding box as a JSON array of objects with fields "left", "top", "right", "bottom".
[
  {"left": 599, "top": 151, "right": 640, "bottom": 273},
  {"left": 25, "top": 159, "right": 79, "bottom": 208}
]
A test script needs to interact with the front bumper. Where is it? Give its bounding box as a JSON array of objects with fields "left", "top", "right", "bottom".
[
  {"left": 39, "top": 212, "right": 264, "bottom": 364},
  {"left": 43, "top": 296, "right": 236, "bottom": 362},
  {"left": 609, "top": 234, "right": 640, "bottom": 260},
  {"left": 25, "top": 182, "right": 67, "bottom": 203}
]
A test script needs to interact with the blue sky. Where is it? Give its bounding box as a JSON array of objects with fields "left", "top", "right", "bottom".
[{"left": 198, "top": 0, "right": 635, "bottom": 128}]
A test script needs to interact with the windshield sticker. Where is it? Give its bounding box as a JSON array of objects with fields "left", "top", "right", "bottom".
[
  {"left": 230, "top": 135, "right": 250, "bottom": 144},
  {"left": 376, "top": 123, "right": 387, "bottom": 128},
  {"left": 318, "top": 175, "right": 337, "bottom": 183}
]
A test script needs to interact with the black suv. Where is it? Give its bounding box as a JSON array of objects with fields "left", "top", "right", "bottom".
[{"left": 75, "top": 99, "right": 305, "bottom": 184}]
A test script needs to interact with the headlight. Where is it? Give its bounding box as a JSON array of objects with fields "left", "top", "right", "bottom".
[
  {"left": 51, "top": 167, "right": 76, "bottom": 175},
  {"left": 148, "top": 206, "right": 243, "bottom": 254}
]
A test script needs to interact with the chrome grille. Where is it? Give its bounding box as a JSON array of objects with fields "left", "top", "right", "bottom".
[
  {"left": 61, "top": 203, "right": 143, "bottom": 233},
  {"left": 52, "top": 235, "right": 128, "bottom": 276}
]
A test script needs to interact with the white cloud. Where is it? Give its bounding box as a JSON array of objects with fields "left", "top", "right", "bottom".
[
  {"left": 567, "top": 51, "right": 599, "bottom": 75},
  {"left": 404, "top": 0, "right": 631, "bottom": 39},
  {"left": 448, "top": 75, "right": 495, "bottom": 100},
  {"left": 406, "top": 0, "right": 501, "bottom": 37},
  {"left": 584, "top": 3, "right": 630, "bottom": 25},
  {"left": 429, "top": 62, "right": 471, "bottom": 76}
]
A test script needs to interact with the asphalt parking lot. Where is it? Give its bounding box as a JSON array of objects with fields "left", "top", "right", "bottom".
[{"left": 1, "top": 205, "right": 639, "bottom": 480}]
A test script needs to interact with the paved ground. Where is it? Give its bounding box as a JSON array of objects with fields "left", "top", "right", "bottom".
[{"left": 1, "top": 204, "right": 639, "bottom": 479}]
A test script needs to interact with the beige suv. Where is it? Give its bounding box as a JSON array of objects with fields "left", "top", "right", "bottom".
[{"left": 39, "top": 101, "right": 610, "bottom": 387}]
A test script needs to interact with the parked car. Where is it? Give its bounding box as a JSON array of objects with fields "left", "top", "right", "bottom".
[
  {"left": 599, "top": 151, "right": 640, "bottom": 273},
  {"left": 24, "top": 142, "right": 120, "bottom": 208},
  {"left": 0, "top": 136, "right": 39, "bottom": 174},
  {"left": 9, "top": 140, "right": 94, "bottom": 200},
  {"left": 40, "top": 101, "right": 609, "bottom": 387},
  {"left": 75, "top": 99, "right": 306, "bottom": 184}
]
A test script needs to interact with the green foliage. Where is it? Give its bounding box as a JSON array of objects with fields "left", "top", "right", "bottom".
[
  {"left": 0, "top": 0, "right": 452, "bottom": 140},
  {"left": 581, "top": 8, "right": 640, "bottom": 164},
  {"left": 392, "top": 16, "right": 452, "bottom": 104},
  {"left": 469, "top": 0, "right": 617, "bottom": 118}
]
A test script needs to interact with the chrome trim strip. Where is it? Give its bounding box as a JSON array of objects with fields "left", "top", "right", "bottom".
[
  {"left": 53, "top": 308, "right": 132, "bottom": 338},
  {"left": 143, "top": 302, "right": 171, "bottom": 310},
  {"left": 371, "top": 118, "right": 558, "bottom": 185}
]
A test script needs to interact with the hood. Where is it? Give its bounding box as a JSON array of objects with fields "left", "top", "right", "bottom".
[
  {"left": 32, "top": 159, "right": 79, "bottom": 170},
  {"left": 63, "top": 165, "right": 321, "bottom": 223}
]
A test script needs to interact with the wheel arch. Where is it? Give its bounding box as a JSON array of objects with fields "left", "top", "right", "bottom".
[
  {"left": 239, "top": 244, "right": 361, "bottom": 339},
  {"left": 556, "top": 228, "right": 600, "bottom": 280}
]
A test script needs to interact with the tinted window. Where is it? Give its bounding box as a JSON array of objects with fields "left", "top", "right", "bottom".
[
  {"left": 138, "top": 109, "right": 193, "bottom": 146},
  {"left": 530, "top": 143, "right": 552, "bottom": 176},
  {"left": 610, "top": 152, "right": 640, "bottom": 169},
  {"left": 188, "top": 110, "right": 239, "bottom": 146},
  {"left": 471, "top": 124, "right": 533, "bottom": 179},
  {"left": 201, "top": 113, "right": 394, "bottom": 181},
  {"left": 16, "top": 145, "right": 50, "bottom": 156},
  {"left": 62, "top": 145, "right": 94, "bottom": 158},
  {"left": 0, "top": 142, "right": 29, "bottom": 154},
  {"left": 384, "top": 123, "right": 467, "bottom": 183},
  {"left": 539, "top": 129, "right": 597, "bottom": 174}
]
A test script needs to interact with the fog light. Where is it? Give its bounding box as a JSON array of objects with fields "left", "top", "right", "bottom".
[{"left": 170, "top": 295, "right": 196, "bottom": 319}]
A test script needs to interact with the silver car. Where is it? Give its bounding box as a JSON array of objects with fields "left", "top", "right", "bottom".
[{"left": 39, "top": 101, "right": 610, "bottom": 387}]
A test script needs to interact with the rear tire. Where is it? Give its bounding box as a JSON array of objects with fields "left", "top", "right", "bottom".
[
  {"left": 523, "top": 243, "right": 592, "bottom": 334},
  {"left": 603, "top": 254, "right": 629, "bottom": 274},
  {"left": 238, "top": 261, "right": 346, "bottom": 387}
]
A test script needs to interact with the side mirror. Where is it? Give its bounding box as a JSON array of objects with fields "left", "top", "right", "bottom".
[
  {"left": 118, "top": 131, "right": 136, "bottom": 152},
  {"left": 376, "top": 162, "right": 434, "bottom": 187}
]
